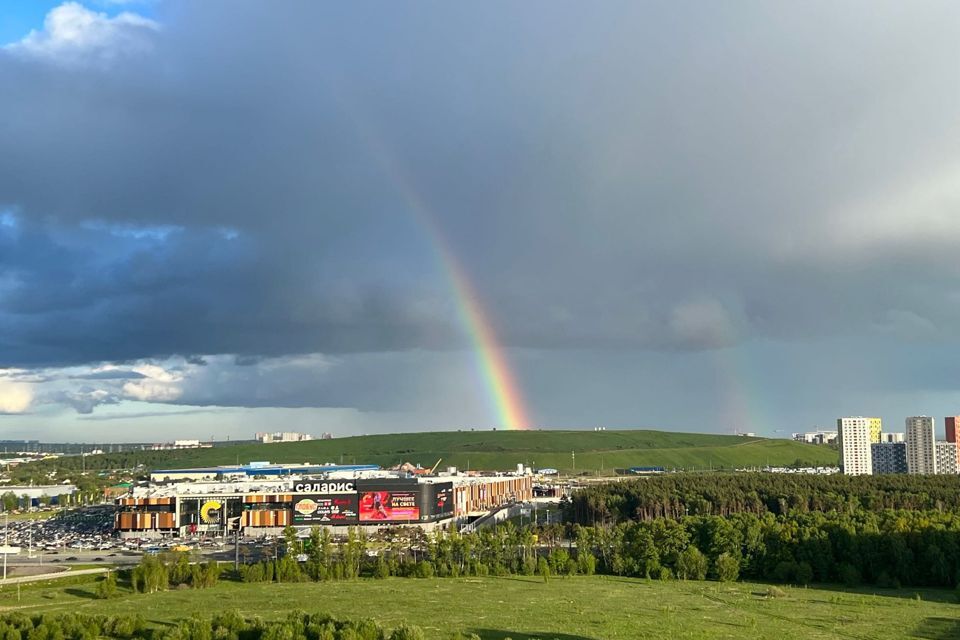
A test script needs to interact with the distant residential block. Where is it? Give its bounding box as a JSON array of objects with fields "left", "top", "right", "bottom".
[
  {"left": 793, "top": 430, "right": 838, "bottom": 445},
  {"left": 905, "top": 416, "right": 937, "bottom": 474},
  {"left": 871, "top": 442, "right": 907, "bottom": 474},
  {"left": 838, "top": 417, "right": 873, "bottom": 476},
  {"left": 255, "top": 431, "right": 315, "bottom": 443},
  {"left": 946, "top": 417, "right": 960, "bottom": 471},
  {"left": 150, "top": 439, "right": 210, "bottom": 450},
  {"left": 936, "top": 440, "right": 959, "bottom": 475}
]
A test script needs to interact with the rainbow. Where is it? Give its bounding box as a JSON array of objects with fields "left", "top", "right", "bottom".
[
  {"left": 334, "top": 104, "right": 533, "bottom": 430},
  {"left": 388, "top": 179, "right": 532, "bottom": 431}
]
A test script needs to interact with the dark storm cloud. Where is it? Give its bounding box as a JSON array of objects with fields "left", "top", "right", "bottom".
[
  {"left": 78, "top": 408, "right": 222, "bottom": 421},
  {"left": 2, "top": 1, "right": 960, "bottom": 424}
]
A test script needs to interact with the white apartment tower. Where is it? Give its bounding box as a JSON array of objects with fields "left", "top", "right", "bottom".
[
  {"left": 935, "top": 441, "right": 959, "bottom": 475},
  {"left": 837, "top": 417, "right": 873, "bottom": 476},
  {"left": 905, "top": 416, "right": 937, "bottom": 474}
]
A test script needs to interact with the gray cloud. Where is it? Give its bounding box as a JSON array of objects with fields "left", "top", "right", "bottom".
[
  {"left": 77, "top": 407, "right": 222, "bottom": 421},
  {"left": 2, "top": 2, "right": 960, "bottom": 434}
]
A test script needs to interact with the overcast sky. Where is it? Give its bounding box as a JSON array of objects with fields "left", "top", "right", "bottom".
[{"left": 2, "top": 1, "right": 960, "bottom": 442}]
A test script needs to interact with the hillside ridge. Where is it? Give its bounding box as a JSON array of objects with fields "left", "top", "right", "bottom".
[{"left": 17, "top": 429, "right": 839, "bottom": 475}]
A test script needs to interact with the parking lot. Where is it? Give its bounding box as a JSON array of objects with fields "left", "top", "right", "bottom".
[{"left": 0, "top": 506, "right": 282, "bottom": 567}]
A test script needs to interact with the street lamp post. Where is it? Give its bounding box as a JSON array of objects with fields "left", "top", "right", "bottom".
[{"left": 3, "top": 511, "right": 7, "bottom": 582}]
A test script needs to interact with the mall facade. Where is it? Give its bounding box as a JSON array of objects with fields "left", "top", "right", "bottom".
[{"left": 115, "top": 465, "right": 533, "bottom": 538}]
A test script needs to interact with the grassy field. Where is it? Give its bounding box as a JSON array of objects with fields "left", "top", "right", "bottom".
[
  {"left": 0, "top": 573, "right": 955, "bottom": 639},
  {"left": 2, "top": 511, "right": 59, "bottom": 522},
  {"left": 73, "top": 430, "right": 839, "bottom": 474}
]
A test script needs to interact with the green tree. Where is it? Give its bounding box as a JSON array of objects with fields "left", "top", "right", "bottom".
[
  {"left": 95, "top": 572, "right": 117, "bottom": 599},
  {"left": 714, "top": 553, "right": 739, "bottom": 582},
  {"left": 282, "top": 525, "right": 299, "bottom": 555},
  {"left": 537, "top": 556, "right": 550, "bottom": 583},
  {"left": 0, "top": 493, "right": 16, "bottom": 512},
  {"left": 676, "top": 546, "right": 708, "bottom": 581}
]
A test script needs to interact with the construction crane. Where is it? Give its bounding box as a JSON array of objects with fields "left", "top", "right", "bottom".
[{"left": 429, "top": 458, "right": 443, "bottom": 475}]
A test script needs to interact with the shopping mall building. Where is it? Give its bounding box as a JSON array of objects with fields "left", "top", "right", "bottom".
[{"left": 115, "top": 463, "right": 534, "bottom": 538}]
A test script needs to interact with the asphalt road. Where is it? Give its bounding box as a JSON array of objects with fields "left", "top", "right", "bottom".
[{"left": 3, "top": 546, "right": 247, "bottom": 568}]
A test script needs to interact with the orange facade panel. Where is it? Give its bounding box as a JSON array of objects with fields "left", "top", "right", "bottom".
[
  {"left": 116, "top": 497, "right": 173, "bottom": 507},
  {"left": 241, "top": 509, "right": 291, "bottom": 527},
  {"left": 155, "top": 512, "right": 175, "bottom": 528},
  {"left": 116, "top": 511, "right": 176, "bottom": 530},
  {"left": 242, "top": 494, "right": 294, "bottom": 504}
]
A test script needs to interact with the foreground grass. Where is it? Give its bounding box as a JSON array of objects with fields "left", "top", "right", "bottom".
[
  {"left": 0, "top": 574, "right": 956, "bottom": 639},
  {"left": 1, "top": 511, "right": 58, "bottom": 522}
]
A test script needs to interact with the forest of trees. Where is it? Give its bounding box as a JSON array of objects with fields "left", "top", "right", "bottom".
[
  {"left": 569, "top": 473, "right": 960, "bottom": 523},
  {"left": 123, "top": 501, "right": 960, "bottom": 592},
  {"left": 560, "top": 474, "right": 960, "bottom": 588},
  {"left": 574, "top": 509, "right": 960, "bottom": 587},
  {"left": 224, "top": 473, "right": 960, "bottom": 589}
]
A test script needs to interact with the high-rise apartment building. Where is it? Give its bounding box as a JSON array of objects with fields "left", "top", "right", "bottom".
[
  {"left": 881, "top": 432, "right": 905, "bottom": 443},
  {"left": 945, "top": 417, "right": 960, "bottom": 471},
  {"left": 838, "top": 417, "right": 873, "bottom": 475},
  {"left": 947, "top": 417, "right": 960, "bottom": 443},
  {"left": 868, "top": 417, "right": 882, "bottom": 444},
  {"left": 935, "top": 441, "right": 959, "bottom": 475},
  {"left": 905, "top": 416, "right": 937, "bottom": 474},
  {"left": 871, "top": 442, "right": 907, "bottom": 474}
]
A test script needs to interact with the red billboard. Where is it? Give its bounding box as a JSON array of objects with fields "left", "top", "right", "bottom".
[{"left": 359, "top": 491, "right": 420, "bottom": 522}]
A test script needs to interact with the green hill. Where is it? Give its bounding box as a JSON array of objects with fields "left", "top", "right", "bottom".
[{"left": 34, "top": 429, "right": 839, "bottom": 475}]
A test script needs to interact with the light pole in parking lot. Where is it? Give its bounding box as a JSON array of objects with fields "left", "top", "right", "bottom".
[{"left": 3, "top": 512, "right": 6, "bottom": 582}]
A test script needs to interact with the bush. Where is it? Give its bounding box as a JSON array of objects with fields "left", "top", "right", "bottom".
[
  {"left": 795, "top": 562, "right": 813, "bottom": 586},
  {"left": 374, "top": 557, "right": 391, "bottom": 580},
  {"left": 413, "top": 561, "right": 434, "bottom": 579},
  {"left": 765, "top": 586, "right": 787, "bottom": 599},
  {"left": 95, "top": 572, "right": 117, "bottom": 599},
  {"left": 577, "top": 553, "right": 596, "bottom": 576},
  {"left": 876, "top": 571, "right": 900, "bottom": 589},
  {"left": 537, "top": 557, "right": 550, "bottom": 577},
  {"left": 548, "top": 549, "right": 570, "bottom": 575},
  {"left": 521, "top": 556, "right": 537, "bottom": 576},
  {"left": 838, "top": 563, "right": 861, "bottom": 588},
  {"left": 772, "top": 560, "right": 797, "bottom": 584},
  {"left": 714, "top": 553, "right": 739, "bottom": 583},
  {"left": 388, "top": 625, "right": 425, "bottom": 640},
  {"left": 676, "top": 547, "right": 708, "bottom": 581}
]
